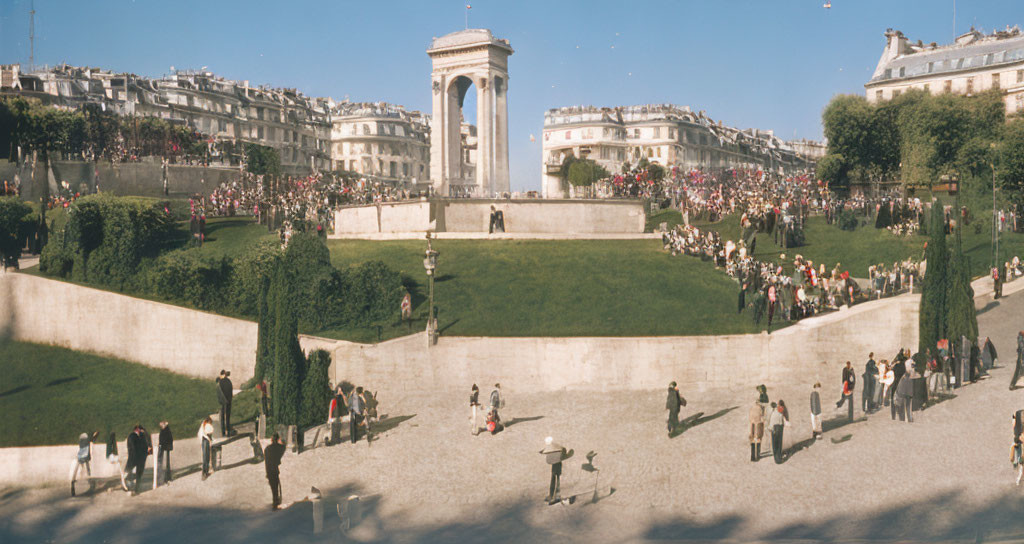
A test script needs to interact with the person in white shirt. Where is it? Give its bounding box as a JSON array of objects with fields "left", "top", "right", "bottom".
[{"left": 198, "top": 417, "right": 214, "bottom": 480}]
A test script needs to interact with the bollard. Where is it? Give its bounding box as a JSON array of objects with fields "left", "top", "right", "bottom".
[
  {"left": 341, "top": 495, "right": 360, "bottom": 532},
  {"left": 312, "top": 495, "right": 323, "bottom": 534}
]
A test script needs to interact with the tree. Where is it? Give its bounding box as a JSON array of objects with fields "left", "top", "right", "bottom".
[
  {"left": 822, "top": 94, "right": 876, "bottom": 186},
  {"left": 0, "top": 197, "right": 33, "bottom": 267},
  {"left": 945, "top": 234, "right": 978, "bottom": 344},
  {"left": 270, "top": 262, "right": 305, "bottom": 427},
  {"left": 245, "top": 143, "right": 281, "bottom": 178},
  {"left": 567, "top": 158, "right": 609, "bottom": 187},
  {"left": 919, "top": 204, "right": 949, "bottom": 353},
  {"left": 816, "top": 153, "right": 846, "bottom": 188},
  {"left": 647, "top": 163, "right": 666, "bottom": 183},
  {"left": 299, "top": 349, "right": 333, "bottom": 430},
  {"left": 996, "top": 118, "right": 1024, "bottom": 205},
  {"left": 253, "top": 275, "right": 275, "bottom": 385}
]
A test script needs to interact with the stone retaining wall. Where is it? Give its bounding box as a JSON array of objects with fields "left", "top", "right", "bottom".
[{"left": 331, "top": 198, "right": 645, "bottom": 237}]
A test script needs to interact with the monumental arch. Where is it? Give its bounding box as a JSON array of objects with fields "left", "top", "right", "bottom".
[{"left": 428, "top": 29, "right": 512, "bottom": 197}]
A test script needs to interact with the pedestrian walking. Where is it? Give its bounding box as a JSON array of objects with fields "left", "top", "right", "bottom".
[
  {"left": 470, "top": 384, "right": 481, "bottom": 435},
  {"left": 894, "top": 370, "right": 914, "bottom": 423},
  {"left": 769, "top": 402, "right": 786, "bottom": 464},
  {"left": 489, "top": 383, "right": 503, "bottom": 420},
  {"left": 748, "top": 399, "right": 765, "bottom": 462},
  {"left": 216, "top": 370, "right": 234, "bottom": 436},
  {"left": 1011, "top": 332, "right": 1024, "bottom": 390},
  {"left": 349, "top": 386, "right": 365, "bottom": 444},
  {"left": 540, "top": 436, "right": 566, "bottom": 504},
  {"left": 666, "top": 381, "right": 687, "bottom": 436},
  {"left": 70, "top": 431, "right": 96, "bottom": 497},
  {"left": 198, "top": 416, "right": 214, "bottom": 480},
  {"left": 265, "top": 433, "right": 286, "bottom": 510},
  {"left": 157, "top": 421, "right": 173, "bottom": 486},
  {"left": 328, "top": 385, "right": 347, "bottom": 445},
  {"left": 1012, "top": 410, "right": 1024, "bottom": 486},
  {"left": 810, "top": 383, "right": 823, "bottom": 440},
  {"left": 863, "top": 354, "right": 878, "bottom": 413},
  {"left": 835, "top": 361, "right": 855, "bottom": 421},
  {"left": 126, "top": 424, "right": 150, "bottom": 496},
  {"left": 105, "top": 432, "right": 128, "bottom": 492}
]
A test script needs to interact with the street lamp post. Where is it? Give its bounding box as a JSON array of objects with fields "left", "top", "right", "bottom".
[{"left": 423, "top": 232, "right": 439, "bottom": 346}]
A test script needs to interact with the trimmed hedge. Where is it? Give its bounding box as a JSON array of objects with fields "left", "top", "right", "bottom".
[{"left": 39, "top": 196, "right": 404, "bottom": 337}]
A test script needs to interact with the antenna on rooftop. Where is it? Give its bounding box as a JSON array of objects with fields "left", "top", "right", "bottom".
[{"left": 29, "top": 0, "right": 35, "bottom": 71}]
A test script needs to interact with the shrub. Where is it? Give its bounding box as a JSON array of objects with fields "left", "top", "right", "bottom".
[
  {"left": 39, "top": 238, "right": 74, "bottom": 277},
  {"left": 229, "top": 240, "right": 283, "bottom": 316},
  {"left": 838, "top": 209, "right": 859, "bottom": 231},
  {"left": 145, "top": 248, "right": 232, "bottom": 311},
  {"left": 349, "top": 260, "right": 404, "bottom": 327},
  {"left": 42, "top": 194, "right": 173, "bottom": 287}
]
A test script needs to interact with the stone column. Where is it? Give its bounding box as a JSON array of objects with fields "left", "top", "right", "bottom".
[
  {"left": 494, "top": 75, "right": 510, "bottom": 196},
  {"left": 429, "top": 76, "right": 446, "bottom": 195},
  {"left": 475, "top": 76, "right": 492, "bottom": 197},
  {"left": 446, "top": 81, "right": 462, "bottom": 195}
]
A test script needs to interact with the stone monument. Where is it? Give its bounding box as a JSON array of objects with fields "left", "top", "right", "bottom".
[{"left": 427, "top": 29, "right": 512, "bottom": 197}]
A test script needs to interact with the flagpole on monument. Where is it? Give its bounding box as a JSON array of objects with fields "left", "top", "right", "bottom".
[{"left": 465, "top": 4, "right": 470, "bottom": 30}]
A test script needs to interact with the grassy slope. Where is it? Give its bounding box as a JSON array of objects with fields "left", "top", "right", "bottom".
[
  {"left": 0, "top": 341, "right": 220, "bottom": 447},
  {"left": 324, "top": 238, "right": 765, "bottom": 339},
  {"left": 21, "top": 213, "right": 1024, "bottom": 342},
  {"left": 692, "top": 214, "right": 1024, "bottom": 280}
]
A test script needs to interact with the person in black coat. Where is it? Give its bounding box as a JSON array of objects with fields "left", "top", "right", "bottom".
[
  {"left": 863, "top": 354, "right": 878, "bottom": 413},
  {"left": 264, "top": 433, "right": 286, "bottom": 510},
  {"left": 665, "top": 381, "right": 687, "bottom": 436},
  {"left": 126, "top": 425, "right": 150, "bottom": 496},
  {"left": 157, "top": 421, "right": 173, "bottom": 485},
  {"left": 217, "top": 370, "right": 234, "bottom": 436}
]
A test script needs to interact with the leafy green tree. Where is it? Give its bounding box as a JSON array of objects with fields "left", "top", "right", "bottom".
[
  {"left": 816, "top": 153, "right": 846, "bottom": 188},
  {"left": 647, "top": 163, "right": 666, "bottom": 183},
  {"left": 996, "top": 118, "right": 1024, "bottom": 205},
  {"left": 245, "top": 143, "right": 281, "bottom": 178},
  {"left": 567, "top": 158, "right": 609, "bottom": 187},
  {"left": 919, "top": 204, "right": 949, "bottom": 353},
  {"left": 0, "top": 197, "right": 33, "bottom": 266}
]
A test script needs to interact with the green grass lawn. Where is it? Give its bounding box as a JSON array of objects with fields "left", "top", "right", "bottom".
[
  {"left": 0, "top": 341, "right": 221, "bottom": 447},
  {"left": 322, "top": 238, "right": 766, "bottom": 339}
]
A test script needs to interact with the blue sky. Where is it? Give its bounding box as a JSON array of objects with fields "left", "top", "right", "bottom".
[{"left": 3, "top": 0, "right": 1024, "bottom": 191}]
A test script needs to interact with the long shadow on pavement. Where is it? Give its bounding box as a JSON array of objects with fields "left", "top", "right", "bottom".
[{"left": 670, "top": 406, "right": 738, "bottom": 439}]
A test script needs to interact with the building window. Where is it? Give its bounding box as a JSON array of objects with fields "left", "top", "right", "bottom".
[
  {"left": 653, "top": 127, "right": 661, "bottom": 138},
  {"left": 363, "top": 124, "right": 371, "bottom": 135},
  {"left": 544, "top": 132, "right": 550, "bottom": 141},
  {"left": 898, "top": 67, "right": 905, "bottom": 77},
  {"left": 967, "top": 77, "right": 974, "bottom": 95},
  {"left": 633, "top": 128, "right": 640, "bottom": 138},
  {"left": 1016, "top": 94, "right": 1024, "bottom": 112},
  {"left": 892, "top": 89, "right": 901, "bottom": 97},
  {"left": 993, "top": 73, "right": 1000, "bottom": 89},
  {"left": 1018, "top": 70, "right": 1024, "bottom": 83},
  {"left": 565, "top": 131, "right": 572, "bottom": 139},
  {"left": 927, "top": 62, "right": 934, "bottom": 73},
  {"left": 944, "top": 80, "right": 952, "bottom": 93},
  {"left": 923, "top": 83, "right": 930, "bottom": 92}
]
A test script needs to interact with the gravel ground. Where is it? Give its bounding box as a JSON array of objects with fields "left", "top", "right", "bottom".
[{"left": 2, "top": 289, "right": 1023, "bottom": 543}]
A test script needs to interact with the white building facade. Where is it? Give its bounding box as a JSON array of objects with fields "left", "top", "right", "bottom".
[
  {"left": 865, "top": 26, "right": 1024, "bottom": 114},
  {"left": 541, "top": 104, "right": 815, "bottom": 198}
]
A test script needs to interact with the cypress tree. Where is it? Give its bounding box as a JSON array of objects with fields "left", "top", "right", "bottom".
[
  {"left": 945, "top": 234, "right": 978, "bottom": 344},
  {"left": 271, "top": 262, "right": 306, "bottom": 427},
  {"left": 300, "top": 349, "right": 333, "bottom": 430},
  {"left": 253, "top": 274, "right": 274, "bottom": 384},
  {"left": 919, "top": 203, "right": 948, "bottom": 353}
]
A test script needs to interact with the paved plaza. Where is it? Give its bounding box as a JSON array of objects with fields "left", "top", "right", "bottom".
[{"left": 2, "top": 288, "right": 1022, "bottom": 543}]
